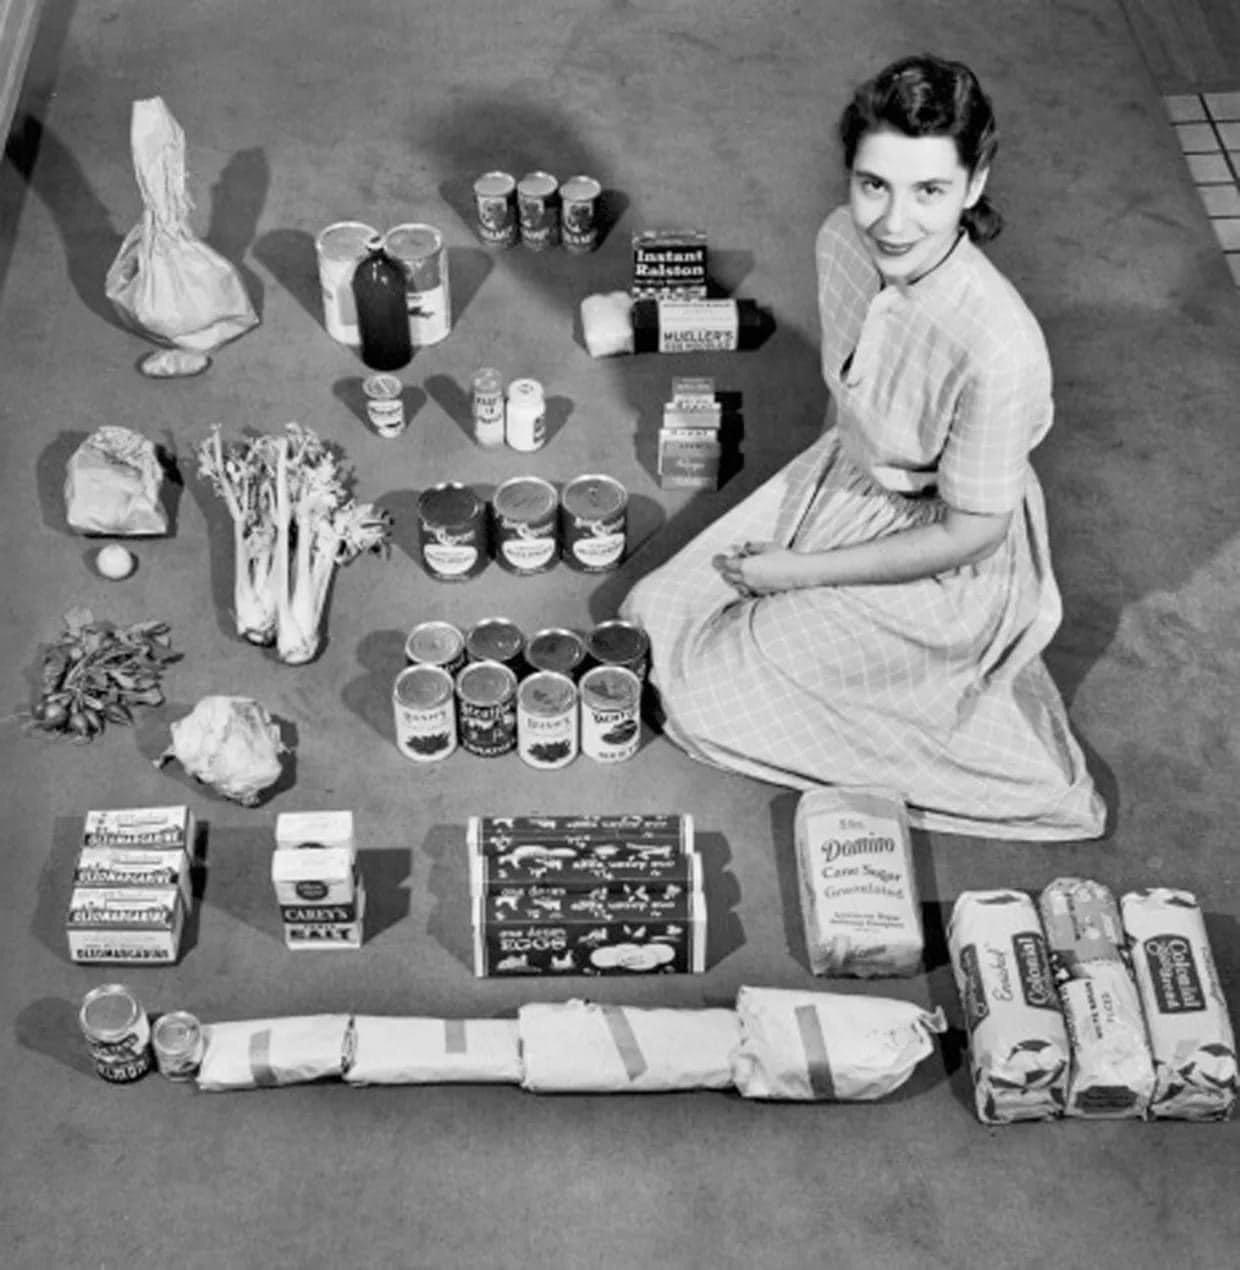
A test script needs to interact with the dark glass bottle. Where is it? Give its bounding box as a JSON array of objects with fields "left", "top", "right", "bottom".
[{"left": 352, "top": 234, "right": 412, "bottom": 370}]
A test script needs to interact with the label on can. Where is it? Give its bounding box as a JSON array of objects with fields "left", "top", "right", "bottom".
[
  {"left": 517, "top": 672, "right": 579, "bottom": 769},
  {"left": 560, "top": 175, "right": 602, "bottom": 254},
  {"left": 457, "top": 661, "right": 518, "bottom": 756},
  {"left": 472, "top": 367, "right": 506, "bottom": 448},
  {"left": 384, "top": 222, "right": 452, "bottom": 346},
  {"left": 152, "top": 1011, "right": 204, "bottom": 1081},
  {"left": 418, "top": 483, "right": 486, "bottom": 581},
  {"left": 586, "top": 620, "right": 651, "bottom": 681},
  {"left": 363, "top": 373, "right": 405, "bottom": 437},
  {"left": 405, "top": 620, "right": 467, "bottom": 675},
  {"left": 316, "top": 221, "right": 378, "bottom": 345},
  {"left": 79, "top": 984, "right": 152, "bottom": 1083},
  {"left": 517, "top": 171, "right": 561, "bottom": 250},
  {"left": 465, "top": 618, "right": 525, "bottom": 671},
  {"left": 493, "top": 476, "right": 559, "bottom": 574},
  {"left": 393, "top": 665, "right": 458, "bottom": 761},
  {"left": 526, "top": 628, "right": 586, "bottom": 679},
  {"left": 580, "top": 665, "right": 643, "bottom": 762},
  {"left": 561, "top": 475, "right": 628, "bottom": 572},
  {"left": 473, "top": 171, "right": 518, "bottom": 247}
]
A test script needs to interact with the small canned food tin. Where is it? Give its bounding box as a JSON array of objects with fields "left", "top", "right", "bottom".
[
  {"left": 405, "top": 619, "right": 467, "bottom": 676},
  {"left": 384, "top": 222, "right": 452, "bottom": 346},
  {"left": 586, "top": 619, "right": 651, "bottom": 681},
  {"left": 465, "top": 617, "right": 526, "bottom": 673},
  {"left": 418, "top": 482, "right": 488, "bottom": 581},
  {"left": 526, "top": 627, "right": 587, "bottom": 679},
  {"left": 363, "top": 373, "right": 406, "bottom": 438},
  {"left": 473, "top": 170, "right": 519, "bottom": 247},
  {"left": 315, "top": 220, "right": 378, "bottom": 345},
  {"left": 517, "top": 671, "right": 579, "bottom": 769},
  {"left": 517, "top": 170, "right": 561, "bottom": 250},
  {"left": 393, "top": 664, "right": 458, "bottom": 761},
  {"left": 151, "top": 1010, "right": 205, "bottom": 1081},
  {"left": 471, "top": 366, "right": 506, "bottom": 448},
  {"left": 561, "top": 474, "right": 628, "bottom": 572},
  {"left": 492, "top": 476, "right": 559, "bottom": 575},
  {"left": 457, "top": 660, "right": 519, "bottom": 757},
  {"left": 580, "top": 664, "right": 643, "bottom": 762},
  {"left": 505, "top": 377, "right": 547, "bottom": 452},
  {"left": 79, "top": 983, "right": 152, "bottom": 1084},
  {"left": 560, "top": 174, "right": 603, "bottom": 254}
]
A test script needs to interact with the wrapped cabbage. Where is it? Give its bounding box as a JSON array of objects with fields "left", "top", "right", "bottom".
[
  {"left": 157, "top": 695, "right": 285, "bottom": 804},
  {"left": 64, "top": 426, "right": 168, "bottom": 536}
]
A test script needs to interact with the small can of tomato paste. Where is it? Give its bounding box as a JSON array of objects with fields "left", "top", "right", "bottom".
[
  {"left": 560, "top": 474, "right": 628, "bottom": 572},
  {"left": 405, "top": 620, "right": 467, "bottom": 676},
  {"left": 517, "top": 171, "right": 561, "bottom": 250},
  {"left": 517, "top": 671, "right": 579, "bottom": 770},
  {"left": 79, "top": 983, "right": 152, "bottom": 1084},
  {"left": 151, "top": 1010, "right": 205, "bottom": 1082},
  {"left": 465, "top": 617, "right": 526, "bottom": 674},
  {"left": 418, "top": 482, "right": 488, "bottom": 581},
  {"left": 526, "top": 627, "right": 587, "bottom": 680},
  {"left": 585, "top": 619, "right": 651, "bottom": 682},
  {"left": 580, "top": 664, "right": 643, "bottom": 762},
  {"left": 457, "top": 660, "right": 519, "bottom": 757},
  {"left": 393, "top": 664, "right": 458, "bottom": 761},
  {"left": 492, "top": 476, "right": 559, "bottom": 575},
  {"left": 473, "top": 171, "right": 519, "bottom": 248},
  {"left": 384, "top": 222, "right": 452, "bottom": 346},
  {"left": 560, "top": 174, "right": 602, "bottom": 254}
]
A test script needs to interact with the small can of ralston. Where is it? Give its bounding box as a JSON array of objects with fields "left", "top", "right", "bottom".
[
  {"left": 457, "top": 660, "right": 519, "bottom": 757},
  {"left": 561, "top": 474, "right": 628, "bottom": 572},
  {"left": 471, "top": 366, "right": 506, "bottom": 448},
  {"left": 526, "top": 627, "right": 587, "bottom": 680},
  {"left": 405, "top": 619, "right": 467, "bottom": 677},
  {"left": 517, "top": 671, "right": 579, "bottom": 770},
  {"left": 586, "top": 619, "right": 651, "bottom": 682},
  {"left": 79, "top": 983, "right": 152, "bottom": 1084},
  {"left": 579, "top": 664, "right": 643, "bottom": 762},
  {"left": 363, "top": 373, "right": 405, "bottom": 438},
  {"left": 393, "top": 664, "right": 458, "bottom": 762},
  {"left": 418, "top": 482, "right": 488, "bottom": 581},
  {"left": 473, "top": 171, "right": 519, "bottom": 248},
  {"left": 151, "top": 1010, "right": 205, "bottom": 1082},
  {"left": 384, "top": 222, "right": 452, "bottom": 347},
  {"left": 517, "top": 171, "right": 561, "bottom": 249},
  {"left": 465, "top": 617, "right": 526, "bottom": 674},
  {"left": 560, "top": 174, "right": 603, "bottom": 254},
  {"left": 492, "top": 475, "right": 559, "bottom": 575}
]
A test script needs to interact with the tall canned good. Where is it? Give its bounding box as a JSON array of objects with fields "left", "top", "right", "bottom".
[
  {"left": 405, "top": 619, "right": 467, "bottom": 676},
  {"left": 473, "top": 171, "right": 519, "bottom": 247},
  {"left": 586, "top": 619, "right": 651, "bottom": 681},
  {"left": 580, "top": 664, "right": 643, "bottom": 762},
  {"left": 79, "top": 983, "right": 152, "bottom": 1084},
  {"left": 471, "top": 367, "right": 506, "bottom": 448},
  {"left": 560, "top": 175, "right": 603, "bottom": 254},
  {"left": 492, "top": 476, "right": 559, "bottom": 575},
  {"left": 505, "top": 377, "right": 546, "bottom": 452},
  {"left": 418, "top": 482, "right": 488, "bottom": 581},
  {"left": 393, "top": 664, "right": 458, "bottom": 761},
  {"left": 315, "top": 220, "right": 378, "bottom": 345},
  {"left": 517, "top": 171, "right": 561, "bottom": 250},
  {"left": 517, "top": 671, "right": 579, "bottom": 769},
  {"left": 561, "top": 474, "right": 628, "bottom": 572},
  {"left": 384, "top": 222, "right": 452, "bottom": 346},
  {"left": 457, "top": 660, "right": 519, "bottom": 757},
  {"left": 526, "top": 627, "right": 587, "bottom": 680},
  {"left": 465, "top": 617, "right": 526, "bottom": 674},
  {"left": 151, "top": 1010, "right": 205, "bottom": 1081}
]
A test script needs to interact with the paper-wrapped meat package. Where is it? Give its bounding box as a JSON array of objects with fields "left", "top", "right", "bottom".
[
  {"left": 518, "top": 1000, "right": 739, "bottom": 1093},
  {"left": 1039, "top": 877, "right": 1155, "bottom": 1119},
  {"left": 947, "top": 890, "right": 1070, "bottom": 1124},
  {"left": 345, "top": 1017, "right": 523, "bottom": 1086},
  {"left": 730, "top": 985, "right": 945, "bottom": 1101},
  {"left": 195, "top": 1015, "right": 351, "bottom": 1091},
  {"left": 1120, "top": 888, "right": 1237, "bottom": 1121}
]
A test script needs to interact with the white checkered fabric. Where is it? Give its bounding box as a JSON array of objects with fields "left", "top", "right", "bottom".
[{"left": 621, "top": 207, "right": 1105, "bottom": 841}]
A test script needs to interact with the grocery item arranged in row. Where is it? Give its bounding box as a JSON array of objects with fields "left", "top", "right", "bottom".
[{"left": 472, "top": 170, "right": 603, "bottom": 253}]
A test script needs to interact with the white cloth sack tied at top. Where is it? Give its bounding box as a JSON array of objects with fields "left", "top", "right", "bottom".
[
  {"left": 195, "top": 1015, "right": 351, "bottom": 1092},
  {"left": 105, "top": 97, "right": 259, "bottom": 353},
  {"left": 345, "top": 1016, "right": 523, "bottom": 1086}
]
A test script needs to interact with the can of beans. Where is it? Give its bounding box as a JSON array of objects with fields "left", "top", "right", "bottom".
[
  {"left": 517, "top": 171, "right": 561, "bottom": 250},
  {"left": 471, "top": 366, "right": 506, "bottom": 448},
  {"left": 473, "top": 171, "right": 519, "bottom": 247},
  {"left": 517, "top": 671, "right": 579, "bottom": 769},
  {"left": 456, "top": 660, "right": 519, "bottom": 757},
  {"left": 526, "top": 627, "right": 587, "bottom": 680},
  {"left": 418, "top": 482, "right": 487, "bottom": 581},
  {"left": 579, "top": 664, "right": 643, "bottom": 762},
  {"left": 405, "top": 619, "right": 467, "bottom": 676},
  {"left": 363, "top": 372, "right": 406, "bottom": 438},
  {"left": 393, "top": 664, "right": 458, "bottom": 761},
  {"left": 465, "top": 617, "right": 526, "bottom": 673},
  {"left": 560, "top": 474, "right": 628, "bottom": 572},
  {"left": 315, "top": 220, "right": 378, "bottom": 345},
  {"left": 586, "top": 619, "right": 651, "bottom": 681},
  {"left": 151, "top": 1010, "right": 205, "bottom": 1082},
  {"left": 560, "top": 175, "right": 602, "bottom": 254},
  {"left": 79, "top": 983, "right": 152, "bottom": 1084},
  {"left": 384, "top": 222, "right": 452, "bottom": 346},
  {"left": 492, "top": 475, "right": 559, "bottom": 575}
]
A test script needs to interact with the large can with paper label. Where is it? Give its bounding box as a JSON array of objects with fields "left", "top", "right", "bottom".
[
  {"left": 492, "top": 476, "right": 559, "bottom": 575},
  {"left": 316, "top": 220, "right": 379, "bottom": 345},
  {"left": 79, "top": 983, "right": 152, "bottom": 1084},
  {"left": 384, "top": 222, "right": 452, "bottom": 347},
  {"left": 418, "top": 482, "right": 487, "bottom": 581},
  {"left": 579, "top": 664, "right": 642, "bottom": 762},
  {"left": 560, "top": 475, "right": 627, "bottom": 572},
  {"left": 393, "top": 664, "right": 457, "bottom": 761}
]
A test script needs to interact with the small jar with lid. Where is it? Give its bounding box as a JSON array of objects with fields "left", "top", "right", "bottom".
[{"left": 505, "top": 378, "right": 546, "bottom": 452}]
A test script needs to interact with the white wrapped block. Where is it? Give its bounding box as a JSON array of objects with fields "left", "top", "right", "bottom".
[
  {"left": 345, "top": 1016, "right": 522, "bottom": 1086},
  {"left": 196, "top": 1015, "right": 351, "bottom": 1091}
]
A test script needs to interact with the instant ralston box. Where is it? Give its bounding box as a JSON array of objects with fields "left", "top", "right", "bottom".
[
  {"left": 272, "top": 811, "right": 363, "bottom": 950},
  {"left": 631, "top": 229, "right": 708, "bottom": 300},
  {"left": 66, "top": 884, "right": 186, "bottom": 965}
]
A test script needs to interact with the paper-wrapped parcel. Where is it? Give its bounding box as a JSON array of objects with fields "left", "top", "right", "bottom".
[
  {"left": 196, "top": 1015, "right": 351, "bottom": 1091},
  {"left": 345, "top": 1016, "right": 523, "bottom": 1086}
]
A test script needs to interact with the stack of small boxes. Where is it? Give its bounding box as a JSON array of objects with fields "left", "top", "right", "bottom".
[
  {"left": 270, "top": 811, "right": 364, "bottom": 949},
  {"left": 66, "top": 805, "right": 195, "bottom": 965},
  {"left": 658, "top": 376, "right": 724, "bottom": 490}
]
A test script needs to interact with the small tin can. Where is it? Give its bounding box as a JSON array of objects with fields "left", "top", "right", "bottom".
[
  {"left": 586, "top": 619, "right": 651, "bottom": 682},
  {"left": 580, "top": 664, "right": 643, "bottom": 762},
  {"left": 465, "top": 617, "right": 526, "bottom": 673},
  {"left": 560, "top": 474, "right": 628, "bottom": 572},
  {"left": 492, "top": 475, "right": 559, "bottom": 575},
  {"left": 383, "top": 222, "right": 452, "bottom": 346},
  {"left": 363, "top": 373, "right": 405, "bottom": 438},
  {"left": 393, "top": 664, "right": 458, "bottom": 761},
  {"left": 473, "top": 170, "right": 519, "bottom": 248},
  {"left": 505, "top": 377, "right": 547, "bottom": 452},
  {"left": 516, "top": 171, "right": 561, "bottom": 250},
  {"left": 517, "top": 671, "right": 579, "bottom": 769},
  {"left": 418, "top": 482, "right": 488, "bottom": 581},
  {"left": 560, "top": 175, "right": 602, "bottom": 254},
  {"left": 457, "top": 660, "right": 519, "bottom": 757},
  {"left": 151, "top": 1010, "right": 205, "bottom": 1082},
  {"left": 315, "top": 220, "right": 378, "bottom": 345},
  {"left": 526, "top": 627, "right": 587, "bottom": 680},
  {"left": 471, "top": 366, "right": 506, "bottom": 448},
  {"left": 405, "top": 619, "right": 467, "bottom": 676},
  {"left": 79, "top": 983, "right": 152, "bottom": 1084}
]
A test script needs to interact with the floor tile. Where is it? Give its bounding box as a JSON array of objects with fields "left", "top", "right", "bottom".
[
  {"left": 1203, "top": 91, "right": 1240, "bottom": 121},
  {"left": 1197, "top": 183, "right": 1240, "bottom": 216},
  {"left": 1175, "top": 121, "right": 1220, "bottom": 151},
  {"left": 1186, "top": 152, "right": 1233, "bottom": 182},
  {"left": 1214, "top": 120, "right": 1240, "bottom": 148},
  {"left": 1210, "top": 218, "right": 1240, "bottom": 251},
  {"left": 1164, "top": 93, "right": 1207, "bottom": 122},
  {"left": 1226, "top": 253, "right": 1240, "bottom": 285}
]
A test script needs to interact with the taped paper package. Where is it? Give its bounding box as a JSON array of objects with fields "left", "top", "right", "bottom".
[
  {"left": 345, "top": 1017, "right": 523, "bottom": 1086},
  {"left": 64, "top": 426, "right": 168, "bottom": 536},
  {"left": 518, "top": 999, "right": 739, "bottom": 1093},
  {"left": 730, "top": 985, "right": 945, "bottom": 1101},
  {"left": 196, "top": 1015, "right": 351, "bottom": 1091}
]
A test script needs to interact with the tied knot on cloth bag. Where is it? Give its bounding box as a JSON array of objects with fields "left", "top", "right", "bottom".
[{"left": 105, "top": 97, "right": 259, "bottom": 361}]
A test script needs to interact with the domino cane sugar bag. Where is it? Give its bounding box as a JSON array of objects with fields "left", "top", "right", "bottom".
[
  {"left": 345, "top": 1017, "right": 522, "bottom": 1086},
  {"left": 195, "top": 1015, "right": 351, "bottom": 1091}
]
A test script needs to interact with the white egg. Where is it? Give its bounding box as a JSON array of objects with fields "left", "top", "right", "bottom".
[{"left": 97, "top": 544, "right": 136, "bottom": 580}]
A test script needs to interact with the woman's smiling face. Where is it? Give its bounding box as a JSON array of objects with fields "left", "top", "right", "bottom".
[{"left": 848, "top": 128, "right": 988, "bottom": 283}]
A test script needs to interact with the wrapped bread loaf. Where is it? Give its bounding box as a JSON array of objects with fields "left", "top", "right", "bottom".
[
  {"left": 195, "top": 1015, "right": 351, "bottom": 1091},
  {"left": 345, "top": 1017, "right": 522, "bottom": 1086}
]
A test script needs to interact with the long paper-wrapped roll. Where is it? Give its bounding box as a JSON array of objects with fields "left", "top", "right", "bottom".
[
  {"left": 345, "top": 1017, "right": 522, "bottom": 1086},
  {"left": 948, "top": 890, "right": 1070, "bottom": 1124},
  {"left": 196, "top": 1015, "right": 351, "bottom": 1091},
  {"left": 518, "top": 1000, "right": 738, "bottom": 1093},
  {"left": 730, "top": 986, "right": 944, "bottom": 1101},
  {"left": 1120, "top": 888, "right": 1237, "bottom": 1121}
]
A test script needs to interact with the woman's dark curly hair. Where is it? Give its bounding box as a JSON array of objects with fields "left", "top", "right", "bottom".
[{"left": 839, "top": 54, "right": 1002, "bottom": 243}]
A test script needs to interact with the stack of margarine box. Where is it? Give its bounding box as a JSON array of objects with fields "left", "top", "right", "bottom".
[
  {"left": 270, "top": 811, "right": 364, "bottom": 949},
  {"left": 658, "top": 376, "right": 723, "bottom": 490},
  {"left": 66, "top": 805, "right": 195, "bottom": 965}
]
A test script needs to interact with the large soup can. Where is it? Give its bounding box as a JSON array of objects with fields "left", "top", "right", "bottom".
[
  {"left": 516, "top": 171, "right": 561, "bottom": 250},
  {"left": 526, "top": 627, "right": 587, "bottom": 680},
  {"left": 384, "top": 222, "right": 452, "bottom": 346},
  {"left": 579, "top": 664, "right": 643, "bottom": 762},
  {"left": 393, "top": 664, "right": 458, "bottom": 761},
  {"left": 473, "top": 171, "right": 519, "bottom": 248},
  {"left": 316, "top": 220, "right": 379, "bottom": 345},
  {"left": 517, "top": 671, "right": 579, "bottom": 770},
  {"left": 418, "top": 482, "right": 487, "bottom": 581},
  {"left": 560, "top": 175, "right": 602, "bottom": 254},
  {"left": 492, "top": 476, "right": 559, "bottom": 575},
  {"left": 585, "top": 619, "right": 651, "bottom": 682},
  {"left": 79, "top": 983, "right": 152, "bottom": 1084},
  {"left": 151, "top": 1010, "right": 205, "bottom": 1082},
  {"left": 405, "top": 619, "right": 467, "bottom": 676},
  {"left": 465, "top": 617, "right": 526, "bottom": 674},
  {"left": 456, "top": 660, "right": 519, "bottom": 757},
  {"left": 560, "top": 474, "right": 628, "bottom": 572}
]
